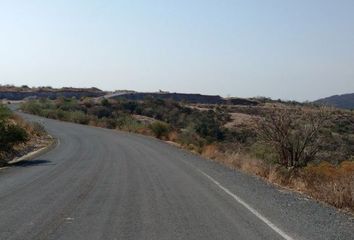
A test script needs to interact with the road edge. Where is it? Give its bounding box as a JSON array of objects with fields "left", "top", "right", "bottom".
[{"left": 7, "top": 135, "right": 58, "bottom": 165}]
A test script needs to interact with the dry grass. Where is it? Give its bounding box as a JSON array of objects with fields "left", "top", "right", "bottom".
[
  {"left": 167, "top": 131, "right": 179, "bottom": 142},
  {"left": 202, "top": 144, "right": 270, "bottom": 178},
  {"left": 132, "top": 114, "right": 156, "bottom": 125},
  {"left": 301, "top": 161, "right": 354, "bottom": 210},
  {"left": 224, "top": 112, "right": 258, "bottom": 129},
  {"left": 201, "top": 144, "right": 354, "bottom": 213}
]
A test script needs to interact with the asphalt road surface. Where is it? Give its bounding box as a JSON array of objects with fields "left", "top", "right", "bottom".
[{"left": 0, "top": 112, "right": 353, "bottom": 240}]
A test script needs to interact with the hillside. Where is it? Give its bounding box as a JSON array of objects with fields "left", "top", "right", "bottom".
[
  {"left": 108, "top": 91, "right": 259, "bottom": 105},
  {"left": 315, "top": 93, "right": 354, "bottom": 109},
  {"left": 0, "top": 85, "right": 106, "bottom": 100}
]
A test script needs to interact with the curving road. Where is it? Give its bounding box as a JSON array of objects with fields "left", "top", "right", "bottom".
[{"left": 0, "top": 112, "right": 353, "bottom": 240}]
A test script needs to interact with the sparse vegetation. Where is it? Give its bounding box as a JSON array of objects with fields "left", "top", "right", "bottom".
[
  {"left": 0, "top": 103, "right": 53, "bottom": 166},
  {"left": 258, "top": 106, "right": 330, "bottom": 168},
  {"left": 21, "top": 98, "right": 229, "bottom": 149},
  {"left": 149, "top": 121, "right": 170, "bottom": 139},
  {"left": 0, "top": 105, "right": 28, "bottom": 159},
  {"left": 20, "top": 97, "right": 354, "bottom": 212}
]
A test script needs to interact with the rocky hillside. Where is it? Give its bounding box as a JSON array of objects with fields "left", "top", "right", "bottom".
[{"left": 315, "top": 93, "right": 354, "bottom": 109}]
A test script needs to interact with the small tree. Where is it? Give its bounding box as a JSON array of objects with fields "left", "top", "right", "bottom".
[{"left": 258, "top": 106, "right": 330, "bottom": 168}]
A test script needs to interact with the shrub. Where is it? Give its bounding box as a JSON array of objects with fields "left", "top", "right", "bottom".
[
  {"left": 226, "top": 127, "right": 257, "bottom": 144},
  {"left": 114, "top": 114, "right": 146, "bottom": 133},
  {"left": 55, "top": 109, "right": 70, "bottom": 121},
  {"left": 258, "top": 106, "right": 330, "bottom": 168},
  {"left": 20, "top": 101, "right": 43, "bottom": 115},
  {"left": 0, "top": 120, "right": 29, "bottom": 153},
  {"left": 56, "top": 98, "right": 80, "bottom": 111},
  {"left": 69, "top": 111, "right": 90, "bottom": 124},
  {"left": 249, "top": 142, "right": 278, "bottom": 163},
  {"left": 0, "top": 104, "right": 28, "bottom": 152},
  {"left": 177, "top": 128, "right": 206, "bottom": 152},
  {"left": 28, "top": 122, "right": 47, "bottom": 136},
  {"left": 88, "top": 106, "right": 111, "bottom": 118},
  {"left": 0, "top": 104, "right": 11, "bottom": 120},
  {"left": 149, "top": 121, "right": 170, "bottom": 139},
  {"left": 96, "top": 117, "right": 116, "bottom": 129},
  {"left": 194, "top": 117, "right": 224, "bottom": 142},
  {"left": 21, "top": 98, "right": 230, "bottom": 144},
  {"left": 303, "top": 161, "right": 354, "bottom": 210},
  {"left": 101, "top": 98, "right": 111, "bottom": 107}
]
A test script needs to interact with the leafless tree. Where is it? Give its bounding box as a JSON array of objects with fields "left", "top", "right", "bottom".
[{"left": 258, "top": 106, "right": 330, "bottom": 168}]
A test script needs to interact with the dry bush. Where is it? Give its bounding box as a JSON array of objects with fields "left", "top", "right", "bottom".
[
  {"left": 26, "top": 122, "right": 47, "bottom": 136},
  {"left": 135, "top": 127, "right": 152, "bottom": 136},
  {"left": 301, "top": 161, "right": 354, "bottom": 210},
  {"left": 268, "top": 165, "right": 292, "bottom": 186},
  {"left": 238, "top": 155, "right": 269, "bottom": 178},
  {"left": 202, "top": 145, "right": 270, "bottom": 178},
  {"left": 9, "top": 114, "right": 46, "bottom": 138},
  {"left": 167, "top": 130, "right": 179, "bottom": 142},
  {"left": 133, "top": 114, "right": 156, "bottom": 126},
  {"left": 258, "top": 106, "right": 330, "bottom": 168},
  {"left": 201, "top": 143, "right": 354, "bottom": 212},
  {"left": 224, "top": 112, "right": 258, "bottom": 129},
  {"left": 202, "top": 144, "right": 219, "bottom": 158}
]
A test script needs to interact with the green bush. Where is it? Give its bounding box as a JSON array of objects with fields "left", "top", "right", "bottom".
[
  {"left": 194, "top": 111, "right": 225, "bottom": 142},
  {"left": 0, "top": 104, "right": 29, "bottom": 155},
  {"left": 0, "top": 124, "right": 29, "bottom": 151},
  {"left": 149, "top": 121, "right": 170, "bottom": 139},
  {"left": 69, "top": 111, "right": 90, "bottom": 124},
  {"left": 56, "top": 98, "right": 80, "bottom": 111},
  {"left": 101, "top": 98, "right": 110, "bottom": 107},
  {"left": 114, "top": 114, "right": 144, "bottom": 132},
  {"left": 20, "top": 101, "right": 43, "bottom": 115},
  {"left": 21, "top": 98, "right": 230, "bottom": 144},
  {"left": 0, "top": 104, "right": 11, "bottom": 121},
  {"left": 177, "top": 128, "right": 206, "bottom": 152}
]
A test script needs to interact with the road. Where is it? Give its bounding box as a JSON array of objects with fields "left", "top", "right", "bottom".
[{"left": 0, "top": 112, "right": 353, "bottom": 240}]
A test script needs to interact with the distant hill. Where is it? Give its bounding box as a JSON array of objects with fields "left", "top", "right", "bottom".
[
  {"left": 0, "top": 85, "right": 262, "bottom": 106},
  {"left": 109, "top": 91, "right": 259, "bottom": 105},
  {"left": 0, "top": 85, "right": 106, "bottom": 100},
  {"left": 314, "top": 93, "right": 354, "bottom": 109}
]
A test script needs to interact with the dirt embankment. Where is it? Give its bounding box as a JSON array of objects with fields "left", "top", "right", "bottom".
[
  {"left": 0, "top": 113, "right": 55, "bottom": 168},
  {"left": 1, "top": 134, "right": 54, "bottom": 167}
]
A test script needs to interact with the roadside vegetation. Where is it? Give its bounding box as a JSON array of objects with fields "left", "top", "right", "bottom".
[
  {"left": 21, "top": 98, "right": 354, "bottom": 212},
  {"left": 200, "top": 103, "right": 354, "bottom": 212},
  {"left": 0, "top": 104, "right": 49, "bottom": 166},
  {"left": 20, "top": 97, "right": 229, "bottom": 144}
]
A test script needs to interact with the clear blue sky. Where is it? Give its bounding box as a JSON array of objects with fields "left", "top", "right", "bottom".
[{"left": 1, "top": 0, "right": 353, "bottom": 101}]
